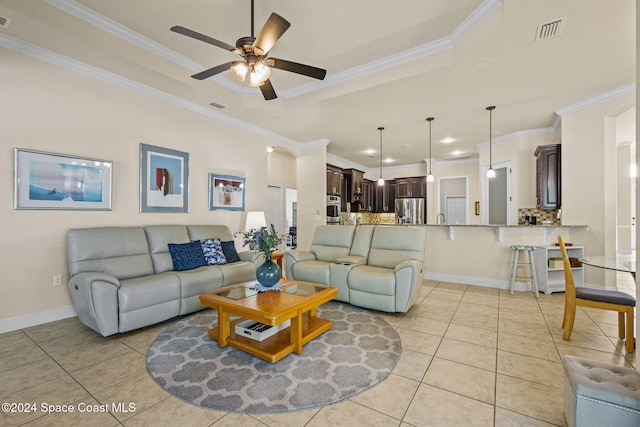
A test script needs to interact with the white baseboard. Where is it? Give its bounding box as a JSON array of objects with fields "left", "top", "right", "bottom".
[
  {"left": 426, "top": 271, "right": 513, "bottom": 290},
  {"left": 0, "top": 305, "right": 77, "bottom": 334},
  {"left": 424, "top": 272, "right": 616, "bottom": 293}
]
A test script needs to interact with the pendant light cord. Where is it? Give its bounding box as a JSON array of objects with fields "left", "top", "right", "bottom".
[
  {"left": 427, "top": 117, "right": 434, "bottom": 174},
  {"left": 486, "top": 106, "right": 496, "bottom": 169},
  {"left": 378, "top": 127, "right": 384, "bottom": 179}
]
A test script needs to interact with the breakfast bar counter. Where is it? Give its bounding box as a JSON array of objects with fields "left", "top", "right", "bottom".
[
  {"left": 414, "top": 223, "right": 589, "bottom": 243},
  {"left": 366, "top": 223, "right": 589, "bottom": 291}
]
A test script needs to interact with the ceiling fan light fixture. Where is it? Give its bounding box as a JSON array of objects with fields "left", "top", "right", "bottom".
[
  {"left": 248, "top": 69, "right": 262, "bottom": 87},
  {"left": 248, "top": 62, "right": 272, "bottom": 86},
  {"left": 230, "top": 61, "right": 249, "bottom": 82},
  {"left": 255, "top": 62, "right": 271, "bottom": 79}
]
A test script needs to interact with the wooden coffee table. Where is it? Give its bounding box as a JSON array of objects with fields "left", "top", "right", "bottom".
[{"left": 199, "top": 279, "right": 338, "bottom": 363}]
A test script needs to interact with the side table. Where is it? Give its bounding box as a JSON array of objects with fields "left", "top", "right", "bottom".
[{"left": 271, "top": 251, "right": 284, "bottom": 277}]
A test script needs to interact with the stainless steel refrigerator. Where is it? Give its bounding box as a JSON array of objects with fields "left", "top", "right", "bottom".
[{"left": 395, "top": 198, "right": 426, "bottom": 224}]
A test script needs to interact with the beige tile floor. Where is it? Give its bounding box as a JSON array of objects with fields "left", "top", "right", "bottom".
[{"left": 1, "top": 277, "right": 637, "bottom": 427}]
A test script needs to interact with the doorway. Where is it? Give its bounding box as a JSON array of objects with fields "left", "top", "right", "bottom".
[
  {"left": 438, "top": 176, "right": 468, "bottom": 224},
  {"left": 483, "top": 160, "right": 513, "bottom": 225},
  {"left": 266, "top": 185, "right": 283, "bottom": 234}
]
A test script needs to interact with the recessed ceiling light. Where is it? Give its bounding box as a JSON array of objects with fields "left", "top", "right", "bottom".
[
  {"left": 450, "top": 150, "right": 464, "bottom": 156},
  {"left": 440, "top": 137, "right": 456, "bottom": 144},
  {"left": 402, "top": 144, "right": 412, "bottom": 148},
  {"left": 384, "top": 158, "right": 394, "bottom": 164},
  {"left": 471, "top": 58, "right": 493, "bottom": 69}
]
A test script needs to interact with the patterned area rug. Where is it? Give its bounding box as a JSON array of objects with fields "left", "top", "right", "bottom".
[{"left": 146, "top": 301, "right": 401, "bottom": 413}]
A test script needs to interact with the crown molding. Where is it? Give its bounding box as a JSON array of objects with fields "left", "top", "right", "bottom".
[
  {"left": 555, "top": 83, "right": 636, "bottom": 117},
  {"left": 475, "top": 127, "right": 557, "bottom": 150},
  {"left": 43, "top": 0, "right": 243, "bottom": 93},
  {"left": 44, "top": 0, "right": 503, "bottom": 100},
  {"left": 0, "top": 33, "right": 303, "bottom": 150}
]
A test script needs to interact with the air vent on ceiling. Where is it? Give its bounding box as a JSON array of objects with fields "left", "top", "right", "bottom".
[
  {"left": 208, "top": 101, "right": 227, "bottom": 110},
  {"left": 535, "top": 17, "right": 565, "bottom": 41},
  {"left": 0, "top": 15, "right": 12, "bottom": 29}
]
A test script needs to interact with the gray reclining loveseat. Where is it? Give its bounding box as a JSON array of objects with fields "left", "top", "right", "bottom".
[
  {"left": 67, "top": 224, "right": 262, "bottom": 336},
  {"left": 284, "top": 225, "right": 426, "bottom": 312}
]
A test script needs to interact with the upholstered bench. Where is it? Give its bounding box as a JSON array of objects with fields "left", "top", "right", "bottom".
[{"left": 563, "top": 355, "right": 640, "bottom": 427}]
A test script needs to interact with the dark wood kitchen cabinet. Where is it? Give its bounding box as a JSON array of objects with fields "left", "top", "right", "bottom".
[
  {"left": 375, "top": 180, "right": 395, "bottom": 213},
  {"left": 395, "top": 176, "right": 426, "bottom": 198},
  {"left": 535, "top": 144, "right": 561, "bottom": 209},
  {"left": 342, "top": 168, "right": 365, "bottom": 210},
  {"left": 361, "top": 179, "right": 374, "bottom": 212},
  {"left": 326, "top": 164, "right": 343, "bottom": 196}
]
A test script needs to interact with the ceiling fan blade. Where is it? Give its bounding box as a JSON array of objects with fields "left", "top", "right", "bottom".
[
  {"left": 259, "top": 79, "right": 277, "bottom": 100},
  {"left": 191, "top": 62, "right": 234, "bottom": 80},
  {"left": 267, "top": 58, "right": 327, "bottom": 80},
  {"left": 253, "top": 13, "right": 291, "bottom": 56},
  {"left": 171, "top": 25, "right": 237, "bottom": 53}
]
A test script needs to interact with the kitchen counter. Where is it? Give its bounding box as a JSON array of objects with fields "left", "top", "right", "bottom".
[
  {"left": 357, "top": 223, "right": 589, "bottom": 243},
  {"left": 334, "top": 217, "right": 590, "bottom": 290}
]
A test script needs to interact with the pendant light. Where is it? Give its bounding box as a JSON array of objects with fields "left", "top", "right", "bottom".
[
  {"left": 377, "top": 127, "right": 385, "bottom": 186},
  {"left": 486, "top": 106, "right": 496, "bottom": 178},
  {"left": 426, "top": 117, "right": 435, "bottom": 183}
]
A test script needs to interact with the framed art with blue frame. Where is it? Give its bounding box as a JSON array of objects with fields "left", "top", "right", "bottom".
[
  {"left": 209, "top": 174, "right": 245, "bottom": 211},
  {"left": 13, "top": 148, "right": 112, "bottom": 210},
  {"left": 140, "top": 143, "right": 189, "bottom": 213}
]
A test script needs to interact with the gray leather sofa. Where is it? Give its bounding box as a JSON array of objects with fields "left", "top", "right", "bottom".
[
  {"left": 284, "top": 225, "right": 426, "bottom": 312},
  {"left": 67, "top": 224, "right": 262, "bottom": 336}
]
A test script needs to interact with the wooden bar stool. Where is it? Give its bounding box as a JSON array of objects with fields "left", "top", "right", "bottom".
[{"left": 508, "top": 245, "right": 539, "bottom": 298}]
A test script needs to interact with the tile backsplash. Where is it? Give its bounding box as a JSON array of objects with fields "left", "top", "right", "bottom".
[
  {"left": 518, "top": 208, "right": 561, "bottom": 226},
  {"left": 341, "top": 212, "right": 396, "bottom": 224}
]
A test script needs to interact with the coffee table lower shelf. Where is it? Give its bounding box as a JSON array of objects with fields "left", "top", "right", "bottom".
[{"left": 208, "top": 313, "right": 332, "bottom": 363}]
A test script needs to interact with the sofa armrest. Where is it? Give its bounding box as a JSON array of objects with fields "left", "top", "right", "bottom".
[
  {"left": 284, "top": 250, "right": 317, "bottom": 279},
  {"left": 285, "top": 250, "right": 317, "bottom": 263},
  {"left": 394, "top": 260, "right": 425, "bottom": 312},
  {"left": 336, "top": 255, "right": 366, "bottom": 265},
  {"left": 238, "top": 250, "right": 265, "bottom": 265},
  {"left": 394, "top": 259, "right": 423, "bottom": 273},
  {"left": 68, "top": 272, "right": 121, "bottom": 336}
]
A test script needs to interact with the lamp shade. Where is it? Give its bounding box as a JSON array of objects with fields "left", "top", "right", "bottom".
[{"left": 244, "top": 211, "right": 267, "bottom": 231}]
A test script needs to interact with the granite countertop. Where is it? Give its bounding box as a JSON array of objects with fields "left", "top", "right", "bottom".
[
  {"left": 360, "top": 223, "right": 588, "bottom": 228},
  {"left": 419, "top": 224, "right": 588, "bottom": 228}
]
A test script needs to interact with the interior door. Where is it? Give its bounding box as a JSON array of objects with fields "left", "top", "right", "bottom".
[
  {"left": 267, "top": 185, "right": 283, "bottom": 234},
  {"left": 445, "top": 196, "right": 467, "bottom": 225}
]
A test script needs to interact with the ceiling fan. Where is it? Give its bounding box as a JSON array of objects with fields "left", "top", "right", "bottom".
[{"left": 171, "top": 0, "right": 327, "bottom": 100}]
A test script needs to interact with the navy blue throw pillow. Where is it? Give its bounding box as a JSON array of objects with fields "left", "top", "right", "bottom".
[
  {"left": 221, "top": 241, "right": 241, "bottom": 263},
  {"left": 168, "top": 241, "right": 206, "bottom": 271}
]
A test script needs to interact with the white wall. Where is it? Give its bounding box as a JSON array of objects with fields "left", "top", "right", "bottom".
[
  {"left": 267, "top": 149, "right": 298, "bottom": 234},
  {"left": 561, "top": 93, "right": 636, "bottom": 287},
  {"left": 0, "top": 50, "right": 277, "bottom": 327},
  {"left": 295, "top": 143, "right": 328, "bottom": 250}
]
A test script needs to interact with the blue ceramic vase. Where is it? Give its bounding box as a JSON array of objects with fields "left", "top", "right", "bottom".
[{"left": 256, "top": 257, "right": 281, "bottom": 288}]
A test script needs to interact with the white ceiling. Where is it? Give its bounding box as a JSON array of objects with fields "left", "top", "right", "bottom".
[{"left": 0, "top": 0, "right": 635, "bottom": 170}]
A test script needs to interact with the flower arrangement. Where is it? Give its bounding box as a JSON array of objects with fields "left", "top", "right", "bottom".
[{"left": 236, "top": 225, "right": 284, "bottom": 260}]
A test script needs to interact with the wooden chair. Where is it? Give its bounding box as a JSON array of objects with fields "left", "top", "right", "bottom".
[{"left": 558, "top": 236, "right": 635, "bottom": 353}]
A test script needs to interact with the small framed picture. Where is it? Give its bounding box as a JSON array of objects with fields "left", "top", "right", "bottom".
[
  {"left": 13, "top": 148, "right": 112, "bottom": 210},
  {"left": 140, "top": 143, "right": 189, "bottom": 213},
  {"left": 209, "top": 174, "right": 245, "bottom": 211}
]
